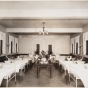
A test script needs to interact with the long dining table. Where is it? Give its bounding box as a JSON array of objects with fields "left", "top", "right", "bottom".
[
  {"left": 0, "top": 57, "right": 31, "bottom": 87},
  {"left": 58, "top": 58, "right": 88, "bottom": 88},
  {"left": 0, "top": 63, "right": 16, "bottom": 87}
]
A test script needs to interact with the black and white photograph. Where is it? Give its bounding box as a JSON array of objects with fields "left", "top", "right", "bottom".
[{"left": 0, "top": 0, "right": 88, "bottom": 88}]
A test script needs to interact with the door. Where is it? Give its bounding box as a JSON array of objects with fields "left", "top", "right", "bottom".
[
  {"left": 48, "top": 45, "right": 52, "bottom": 55},
  {"left": 36, "top": 44, "right": 40, "bottom": 54}
]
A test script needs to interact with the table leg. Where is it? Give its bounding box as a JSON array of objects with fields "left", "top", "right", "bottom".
[
  {"left": 50, "top": 67, "right": 52, "bottom": 78},
  {"left": 37, "top": 67, "right": 39, "bottom": 78}
]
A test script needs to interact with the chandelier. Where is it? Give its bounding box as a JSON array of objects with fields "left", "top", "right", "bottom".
[{"left": 39, "top": 22, "right": 48, "bottom": 35}]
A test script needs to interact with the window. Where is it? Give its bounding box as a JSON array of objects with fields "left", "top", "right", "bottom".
[
  {"left": 11, "top": 41, "right": 13, "bottom": 53},
  {"left": 0, "top": 40, "right": 3, "bottom": 54},
  {"left": 16, "top": 43, "right": 17, "bottom": 53},
  {"left": 76, "top": 43, "right": 78, "bottom": 54},
  {"left": 86, "top": 40, "right": 88, "bottom": 55},
  {"left": 72, "top": 44, "right": 73, "bottom": 53}
]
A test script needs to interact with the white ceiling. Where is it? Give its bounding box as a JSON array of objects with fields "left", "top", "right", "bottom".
[
  {"left": 0, "top": 1, "right": 88, "bottom": 10},
  {"left": 0, "top": 19, "right": 88, "bottom": 28},
  {"left": 0, "top": 1, "right": 88, "bottom": 34}
]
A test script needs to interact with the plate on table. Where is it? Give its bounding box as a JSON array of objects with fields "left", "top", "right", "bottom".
[
  {"left": 40, "top": 62, "right": 43, "bottom": 64},
  {"left": 43, "top": 62, "right": 48, "bottom": 64}
]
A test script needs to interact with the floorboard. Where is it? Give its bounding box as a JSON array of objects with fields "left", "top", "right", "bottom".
[{"left": 1, "top": 64, "right": 84, "bottom": 87}]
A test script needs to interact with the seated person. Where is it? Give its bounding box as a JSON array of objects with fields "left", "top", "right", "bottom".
[
  {"left": 34, "top": 54, "right": 39, "bottom": 65},
  {"left": 30, "top": 51, "right": 36, "bottom": 65},
  {"left": 39, "top": 50, "right": 46, "bottom": 59},
  {"left": 45, "top": 51, "right": 49, "bottom": 60},
  {"left": 49, "top": 53, "right": 56, "bottom": 63},
  {"left": 55, "top": 54, "right": 60, "bottom": 61}
]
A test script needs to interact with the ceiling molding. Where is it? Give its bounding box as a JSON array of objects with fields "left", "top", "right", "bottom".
[
  {"left": 0, "top": 9, "right": 88, "bottom": 19},
  {"left": 6, "top": 28, "right": 82, "bottom": 33},
  {"left": 0, "top": 0, "right": 88, "bottom": 1}
]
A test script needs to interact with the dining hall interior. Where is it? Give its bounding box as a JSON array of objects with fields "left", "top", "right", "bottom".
[{"left": 1, "top": 0, "right": 88, "bottom": 87}]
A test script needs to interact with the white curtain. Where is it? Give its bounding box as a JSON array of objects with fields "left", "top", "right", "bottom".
[
  {"left": 2, "top": 32, "right": 6, "bottom": 54},
  {"left": 75, "top": 35, "right": 80, "bottom": 54},
  {"left": 83, "top": 32, "right": 88, "bottom": 55},
  {"left": 0, "top": 32, "right": 6, "bottom": 54},
  {"left": 9, "top": 35, "right": 15, "bottom": 53},
  {"left": 71, "top": 38, "right": 75, "bottom": 54},
  {"left": 9, "top": 35, "right": 12, "bottom": 54},
  {"left": 9, "top": 36, "right": 18, "bottom": 54},
  {"left": 0, "top": 31, "right": 2, "bottom": 40},
  {"left": 12, "top": 36, "right": 14, "bottom": 53},
  {"left": 15, "top": 38, "right": 18, "bottom": 53},
  {"left": 83, "top": 33, "right": 86, "bottom": 55}
]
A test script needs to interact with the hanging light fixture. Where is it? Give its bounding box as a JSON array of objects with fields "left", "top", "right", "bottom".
[{"left": 39, "top": 22, "right": 48, "bottom": 35}]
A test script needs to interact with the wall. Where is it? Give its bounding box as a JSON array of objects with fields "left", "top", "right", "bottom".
[
  {"left": 6, "top": 33, "right": 19, "bottom": 54},
  {"left": 70, "top": 25, "right": 88, "bottom": 57},
  {"left": 19, "top": 34, "right": 70, "bottom": 55},
  {"left": 70, "top": 33, "right": 83, "bottom": 55},
  {"left": 0, "top": 24, "right": 6, "bottom": 33},
  {"left": 0, "top": 24, "right": 19, "bottom": 54}
]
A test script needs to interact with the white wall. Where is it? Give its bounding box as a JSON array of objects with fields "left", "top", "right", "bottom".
[
  {"left": 0, "top": 31, "right": 6, "bottom": 54},
  {"left": 19, "top": 34, "right": 70, "bottom": 54}
]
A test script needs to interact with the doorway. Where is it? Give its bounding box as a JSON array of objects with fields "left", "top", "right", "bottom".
[
  {"left": 36, "top": 44, "right": 40, "bottom": 54},
  {"left": 48, "top": 45, "right": 52, "bottom": 55}
]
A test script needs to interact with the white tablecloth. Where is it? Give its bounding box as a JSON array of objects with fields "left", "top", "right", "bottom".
[{"left": 0, "top": 64, "right": 16, "bottom": 86}]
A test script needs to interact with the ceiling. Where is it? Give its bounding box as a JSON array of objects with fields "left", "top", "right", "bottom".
[
  {"left": 0, "top": 1, "right": 88, "bottom": 10},
  {"left": 0, "top": 1, "right": 88, "bottom": 34},
  {"left": 0, "top": 19, "right": 88, "bottom": 28}
]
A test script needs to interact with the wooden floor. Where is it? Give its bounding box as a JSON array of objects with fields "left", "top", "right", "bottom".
[{"left": 1, "top": 64, "right": 84, "bottom": 87}]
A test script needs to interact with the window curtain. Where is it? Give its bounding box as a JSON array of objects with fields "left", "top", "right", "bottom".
[
  {"left": 71, "top": 38, "right": 75, "bottom": 54},
  {"left": 9, "top": 35, "right": 14, "bottom": 53},
  {"left": 12, "top": 36, "right": 14, "bottom": 53},
  {"left": 0, "top": 31, "right": 6, "bottom": 54},
  {"left": 9, "top": 35, "right": 12, "bottom": 54},
  {"left": 15, "top": 38, "right": 18, "bottom": 53},
  {"left": 2, "top": 32, "right": 6, "bottom": 54},
  {"left": 83, "top": 32, "right": 88, "bottom": 55},
  {"left": 75, "top": 36, "right": 80, "bottom": 54}
]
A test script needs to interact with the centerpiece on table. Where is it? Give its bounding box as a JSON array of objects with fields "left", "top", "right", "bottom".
[{"left": 40, "top": 58, "right": 48, "bottom": 64}]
